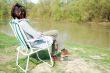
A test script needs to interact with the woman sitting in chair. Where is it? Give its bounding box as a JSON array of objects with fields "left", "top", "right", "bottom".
[{"left": 11, "top": 3, "right": 64, "bottom": 56}]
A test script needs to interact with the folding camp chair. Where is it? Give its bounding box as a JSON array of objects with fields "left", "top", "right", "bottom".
[{"left": 9, "top": 20, "right": 53, "bottom": 73}]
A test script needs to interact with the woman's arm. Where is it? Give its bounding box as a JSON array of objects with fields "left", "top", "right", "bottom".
[{"left": 19, "top": 20, "right": 42, "bottom": 39}]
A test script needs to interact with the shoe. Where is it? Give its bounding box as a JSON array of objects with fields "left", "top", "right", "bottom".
[{"left": 61, "top": 48, "right": 70, "bottom": 57}]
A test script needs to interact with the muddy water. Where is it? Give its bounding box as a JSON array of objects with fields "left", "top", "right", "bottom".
[{"left": 0, "top": 19, "right": 110, "bottom": 49}]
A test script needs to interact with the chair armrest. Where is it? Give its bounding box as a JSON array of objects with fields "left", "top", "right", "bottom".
[
  {"left": 26, "top": 37, "right": 44, "bottom": 43},
  {"left": 27, "top": 35, "right": 44, "bottom": 43},
  {"left": 27, "top": 38, "right": 37, "bottom": 43},
  {"left": 27, "top": 36, "right": 53, "bottom": 46}
]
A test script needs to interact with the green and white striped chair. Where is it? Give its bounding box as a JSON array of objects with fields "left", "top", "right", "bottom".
[{"left": 9, "top": 20, "right": 53, "bottom": 73}]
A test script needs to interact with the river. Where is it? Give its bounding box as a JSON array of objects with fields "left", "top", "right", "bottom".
[{"left": 0, "top": 18, "right": 110, "bottom": 49}]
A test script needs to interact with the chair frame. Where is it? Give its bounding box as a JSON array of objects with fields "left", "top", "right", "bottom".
[{"left": 10, "top": 20, "right": 53, "bottom": 73}]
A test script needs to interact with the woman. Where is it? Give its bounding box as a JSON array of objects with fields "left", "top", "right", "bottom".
[{"left": 11, "top": 3, "right": 64, "bottom": 55}]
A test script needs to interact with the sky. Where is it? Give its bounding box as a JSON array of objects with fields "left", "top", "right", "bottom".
[{"left": 31, "top": 0, "right": 39, "bottom": 4}]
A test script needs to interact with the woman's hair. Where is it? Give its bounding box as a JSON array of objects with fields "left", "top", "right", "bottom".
[{"left": 11, "top": 3, "right": 26, "bottom": 19}]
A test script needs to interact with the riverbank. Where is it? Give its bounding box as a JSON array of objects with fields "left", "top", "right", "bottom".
[
  {"left": 65, "top": 42, "right": 110, "bottom": 73},
  {"left": 0, "top": 32, "right": 110, "bottom": 73}
]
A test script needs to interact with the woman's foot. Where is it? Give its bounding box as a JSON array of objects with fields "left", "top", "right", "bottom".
[{"left": 61, "top": 48, "right": 70, "bottom": 58}]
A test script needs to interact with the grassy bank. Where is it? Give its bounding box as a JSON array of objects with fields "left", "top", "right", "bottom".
[
  {"left": 0, "top": 33, "right": 18, "bottom": 72},
  {"left": 0, "top": 33, "right": 17, "bottom": 49},
  {"left": 65, "top": 42, "right": 110, "bottom": 73},
  {"left": 0, "top": 33, "right": 46, "bottom": 73},
  {"left": 0, "top": 33, "right": 110, "bottom": 73}
]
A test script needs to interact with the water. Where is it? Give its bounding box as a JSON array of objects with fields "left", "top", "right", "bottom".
[
  {"left": 0, "top": 19, "right": 110, "bottom": 49},
  {"left": 0, "top": 20, "right": 13, "bottom": 36}
]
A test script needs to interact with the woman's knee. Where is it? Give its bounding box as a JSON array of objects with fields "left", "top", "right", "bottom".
[{"left": 50, "top": 30, "right": 59, "bottom": 35}]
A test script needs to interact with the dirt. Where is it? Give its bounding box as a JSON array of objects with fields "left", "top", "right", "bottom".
[
  {"left": 0, "top": 46, "right": 16, "bottom": 64},
  {"left": 30, "top": 53, "right": 101, "bottom": 73},
  {"left": 0, "top": 55, "right": 16, "bottom": 64},
  {"left": 0, "top": 71, "right": 6, "bottom": 73}
]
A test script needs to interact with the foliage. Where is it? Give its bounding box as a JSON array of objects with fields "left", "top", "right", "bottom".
[
  {"left": 28, "top": 0, "right": 110, "bottom": 22},
  {"left": 1, "top": 0, "right": 110, "bottom": 22}
]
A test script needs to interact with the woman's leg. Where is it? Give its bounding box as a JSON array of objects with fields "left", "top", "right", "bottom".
[
  {"left": 43, "top": 30, "right": 64, "bottom": 52},
  {"left": 43, "top": 30, "right": 58, "bottom": 40}
]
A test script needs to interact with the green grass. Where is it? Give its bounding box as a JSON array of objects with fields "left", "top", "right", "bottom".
[{"left": 0, "top": 33, "right": 17, "bottom": 49}]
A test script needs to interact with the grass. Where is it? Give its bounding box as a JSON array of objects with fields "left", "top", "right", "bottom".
[
  {"left": 0, "top": 32, "right": 110, "bottom": 73},
  {"left": 0, "top": 32, "right": 54, "bottom": 73},
  {"left": 0, "top": 33, "right": 17, "bottom": 49},
  {"left": 65, "top": 41, "right": 110, "bottom": 73}
]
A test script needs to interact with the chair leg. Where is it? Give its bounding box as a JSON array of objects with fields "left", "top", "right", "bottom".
[
  {"left": 16, "top": 50, "right": 19, "bottom": 66},
  {"left": 36, "top": 48, "right": 53, "bottom": 67},
  {"left": 16, "top": 51, "right": 25, "bottom": 72},
  {"left": 48, "top": 47, "right": 54, "bottom": 67},
  {"left": 16, "top": 50, "right": 30, "bottom": 73},
  {"left": 25, "top": 56, "right": 30, "bottom": 73}
]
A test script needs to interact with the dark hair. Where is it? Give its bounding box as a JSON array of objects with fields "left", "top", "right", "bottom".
[{"left": 11, "top": 3, "right": 26, "bottom": 19}]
